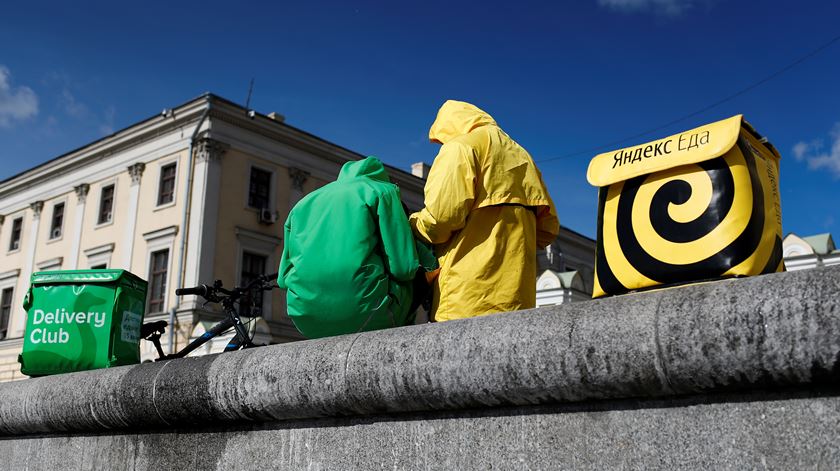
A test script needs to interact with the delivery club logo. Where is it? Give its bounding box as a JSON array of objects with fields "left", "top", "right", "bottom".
[{"left": 28, "top": 308, "right": 107, "bottom": 344}]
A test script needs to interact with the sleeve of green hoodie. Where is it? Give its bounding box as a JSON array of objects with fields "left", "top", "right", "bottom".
[
  {"left": 277, "top": 216, "right": 293, "bottom": 290},
  {"left": 377, "top": 186, "right": 420, "bottom": 282}
]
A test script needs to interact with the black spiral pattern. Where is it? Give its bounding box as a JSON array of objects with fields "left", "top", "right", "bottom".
[{"left": 595, "top": 137, "right": 783, "bottom": 297}]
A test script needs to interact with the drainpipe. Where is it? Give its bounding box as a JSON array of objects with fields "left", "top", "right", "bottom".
[{"left": 169, "top": 96, "right": 211, "bottom": 354}]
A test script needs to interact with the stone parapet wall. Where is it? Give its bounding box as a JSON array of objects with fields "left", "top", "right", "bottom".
[
  {"left": 0, "top": 265, "right": 838, "bottom": 469},
  {"left": 2, "top": 391, "right": 837, "bottom": 469}
]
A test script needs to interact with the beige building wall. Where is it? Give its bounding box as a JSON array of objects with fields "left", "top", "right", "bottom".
[
  {"left": 210, "top": 145, "right": 331, "bottom": 341},
  {"left": 0, "top": 94, "right": 426, "bottom": 380},
  {"left": 0, "top": 98, "right": 208, "bottom": 378},
  {"left": 129, "top": 151, "right": 188, "bottom": 299},
  {"left": 33, "top": 192, "right": 73, "bottom": 269},
  {"left": 83, "top": 174, "right": 131, "bottom": 268}
]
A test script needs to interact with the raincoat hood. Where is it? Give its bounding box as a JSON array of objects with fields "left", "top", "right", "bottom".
[
  {"left": 279, "top": 154, "right": 421, "bottom": 339},
  {"left": 429, "top": 100, "right": 497, "bottom": 144},
  {"left": 412, "top": 100, "right": 560, "bottom": 322},
  {"left": 338, "top": 156, "right": 391, "bottom": 183}
]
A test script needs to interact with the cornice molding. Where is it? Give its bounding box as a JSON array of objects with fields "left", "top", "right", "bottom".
[
  {"left": 205, "top": 101, "right": 425, "bottom": 193},
  {"left": 0, "top": 98, "right": 208, "bottom": 200},
  {"left": 234, "top": 226, "right": 283, "bottom": 245},
  {"left": 0, "top": 269, "right": 20, "bottom": 281},
  {"left": 83, "top": 243, "right": 115, "bottom": 258},
  {"left": 143, "top": 225, "right": 179, "bottom": 242},
  {"left": 36, "top": 257, "right": 64, "bottom": 270},
  {"left": 0, "top": 94, "right": 426, "bottom": 209}
]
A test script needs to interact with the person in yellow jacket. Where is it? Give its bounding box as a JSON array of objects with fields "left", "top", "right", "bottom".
[{"left": 410, "top": 100, "right": 560, "bottom": 321}]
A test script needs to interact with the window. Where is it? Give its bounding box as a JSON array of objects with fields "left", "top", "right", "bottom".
[
  {"left": 147, "top": 249, "right": 169, "bottom": 313},
  {"left": 157, "top": 163, "right": 177, "bottom": 206},
  {"left": 0, "top": 287, "right": 13, "bottom": 340},
  {"left": 8, "top": 218, "right": 22, "bottom": 251},
  {"left": 85, "top": 243, "right": 114, "bottom": 269},
  {"left": 98, "top": 184, "right": 115, "bottom": 224},
  {"left": 91, "top": 264, "right": 107, "bottom": 269},
  {"left": 239, "top": 251, "right": 266, "bottom": 316},
  {"left": 248, "top": 167, "right": 272, "bottom": 209},
  {"left": 49, "top": 202, "right": 65, "bottom": 240},
  {"left": 37, "top": 257, "right": 63, "bottom": 272}
]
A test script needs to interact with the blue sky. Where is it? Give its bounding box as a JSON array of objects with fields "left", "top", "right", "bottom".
[{"left": 1, "top": 0, "right": 838, "bottom": 239}]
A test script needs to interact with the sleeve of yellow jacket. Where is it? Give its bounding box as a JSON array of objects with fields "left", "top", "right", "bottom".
[
  {"left": 410, "top": 141, "right": 476, "bottom": 245},
  {"left": 535, "top": 190, "right": 560, "bottom": 248}
]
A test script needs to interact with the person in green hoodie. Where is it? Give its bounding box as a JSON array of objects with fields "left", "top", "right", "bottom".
[{"left": 277, "top": 156, "right": 435, "bottom": 339}]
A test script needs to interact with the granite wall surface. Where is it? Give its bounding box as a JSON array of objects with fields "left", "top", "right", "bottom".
[{"left": 1, "top": 266, "right": 838, "bottom": 469}]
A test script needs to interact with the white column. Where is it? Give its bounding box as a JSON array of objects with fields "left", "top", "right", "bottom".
[
  {"left": 120, "top": 163, "right": 145, "bottom": 270},
  {"left": 288, "top": 167, "right": 310, "bottom": 210},
  {"left": 14, "top": 201, "right": 43, "bottom": 336},
  {"left": 183, "top": 138, "right": 226, "bottom": 310},
  {"left": 68, "top": 183, "right": 89, "bottom": 269}
]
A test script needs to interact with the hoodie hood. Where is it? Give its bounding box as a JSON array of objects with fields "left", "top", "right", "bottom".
[
  {"left": 429, "top": 100, "right": 497, "bottom": 144},
  {"left": 338, "top": 156, "right": 391, "bottom": 183}
]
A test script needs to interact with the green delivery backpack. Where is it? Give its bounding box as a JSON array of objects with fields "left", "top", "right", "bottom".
[{"left": 18, "top": 270, "right": 148, "bottom": 376}]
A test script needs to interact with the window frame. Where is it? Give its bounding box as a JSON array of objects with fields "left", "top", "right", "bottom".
[
  {"left": 36, "top": 257, "right": 63, "bottom": 272},
  {"left": 155, "top": 160, "right": 178, "bottom": 208},
  {"left": 239, "top": 251, "right": 268, "bottom": 317},
  {"left": 0, "top": 269, "right": 19, "bottom": 340},
  {"left": 246, "top": 165, "right": 274, "bottom": 211},
  {"left": 234, "top": 226, "right": 280, "bottom": 321},
  {"left": 0, "top": 286, "right": 13, "bottom": 340},
  {"left": 96, "top": 182, "right": 117, "bottom": 227},
  {"left": 8, "top": 216, "right": 23, "bottom": 253},
  {"left": 84, "top": 243, "right": 115, "bottom": 269},
  {"left": 147, "top": 249, "right": 170, "bottom": 314},
  {"left": 142, "top": 226, "right": 177, "bottom": 314},
  {"left": 48, "top": 201, "right": 66, "bottom": 241}
]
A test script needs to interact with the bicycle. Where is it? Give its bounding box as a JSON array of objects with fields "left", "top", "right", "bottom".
[{"left": 140, "top": 272, "right": 278, "bottom": 361}]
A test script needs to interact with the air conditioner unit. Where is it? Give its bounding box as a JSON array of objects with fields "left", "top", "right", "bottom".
[{"left": 259, "top": 208, "right": 277, "bottom": 225}]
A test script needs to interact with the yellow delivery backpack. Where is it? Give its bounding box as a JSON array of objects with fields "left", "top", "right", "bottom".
[{"left": 587, "top": 115, "right": 784, "bottom": 298}]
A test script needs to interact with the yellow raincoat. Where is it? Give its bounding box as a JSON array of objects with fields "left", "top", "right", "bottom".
[{"left": 410, "top": 100, "right": 559, "bottom": 321}]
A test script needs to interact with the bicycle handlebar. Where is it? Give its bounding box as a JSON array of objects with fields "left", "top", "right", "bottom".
[
  {"left": 175, "top": 273, "right": 278, "bottom": 299},
  {"left": 175, "top": 285, "right": 211, "bottom": 297}
]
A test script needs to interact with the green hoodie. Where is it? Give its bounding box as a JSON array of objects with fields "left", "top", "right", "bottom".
[{"left": 278, "top": 157, "right": 421, "bottom": 338}]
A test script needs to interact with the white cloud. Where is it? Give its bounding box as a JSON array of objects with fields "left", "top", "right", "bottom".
[
  {"left": 60, "top": 88, "right": 88, "bottom": 118},
  {"left": 792, "top": 123, "right": 840, "bottom": 179},
  {"left": 99, "top": 106, "right": 116, "bottom": 135},
  {"left": 792, "top": 139, "right": 822, "bottom": 161},
  {"left": 597, "top": 0, "right": 696, "bottom": 16},
  {"left": 0, "top": 65, "right": 38, "bottom": 127}
]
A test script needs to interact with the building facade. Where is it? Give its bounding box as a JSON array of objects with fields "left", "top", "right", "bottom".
[
  {"left": 535, "top": 227, "right": 596, "bottom": 306},
  {"left": 782, "top": 232, "right": 839, "bottom": 271},
  {"left": 0, "top": 94, "right": 432, "bottom": 380},
  {"left": 0, "top": 93, "right": 601, "bottom": 381}
]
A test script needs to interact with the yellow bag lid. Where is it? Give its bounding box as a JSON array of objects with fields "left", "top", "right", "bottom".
[{"left": 586, "top": 115, "right": 778, "bottom": 187}]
